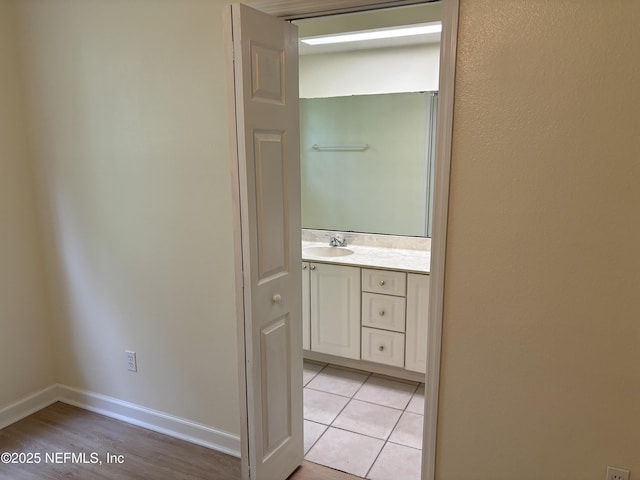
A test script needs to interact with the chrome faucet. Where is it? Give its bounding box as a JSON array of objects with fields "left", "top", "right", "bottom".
[{"left": 329, "top": 234, "right": 347, "bottom": 247}]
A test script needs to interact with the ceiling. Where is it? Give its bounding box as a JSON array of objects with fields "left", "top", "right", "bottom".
[
  {"left": 298, "top": 28, "right": 441, "bottom": 55},
  {"left": 295, "top": 3, "right": 442, "bottom": 55}
]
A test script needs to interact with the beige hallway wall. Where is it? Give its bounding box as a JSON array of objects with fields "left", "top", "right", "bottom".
[{"left": 437, "top": 1, "right": 640, "bottom": 478}]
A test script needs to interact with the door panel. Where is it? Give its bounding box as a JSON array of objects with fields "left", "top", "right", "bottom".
[
  {"left": 254, "top": 131, "right": 288, "bottom": 282},
  {"left": 227, "top": 4, "right": 302, "bottom": 479},
  {"left": 261, "top": 315, "right": 291, "bottom": 458},
  {"left": 251, "top": 44, "right": 285, "bottom": 104}
]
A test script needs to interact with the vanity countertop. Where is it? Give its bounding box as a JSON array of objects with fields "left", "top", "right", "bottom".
[{"left": 301, "top": 240, "right": 430, "bottom": 274}]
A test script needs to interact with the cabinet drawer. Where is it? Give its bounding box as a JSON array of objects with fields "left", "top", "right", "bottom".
[
  {"left": 362, "top": 269, "right": 406, "bottom": 296},
  {"left": 362, "top": 293, "right": 406, "bottom": 333},
  {"left": 361, "top": 327, "right": 405, "bottom": 367}
]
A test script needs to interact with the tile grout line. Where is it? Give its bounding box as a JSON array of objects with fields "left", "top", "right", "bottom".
[
  {"left": 385, "top": 440, "right": 423, "bottom": 452},
  {"left": 302, "top": 362, "right": 333, "bottom": 389},
  {"left": 303, "top": 363, "right": 331, "bottom": 458},
  {"left": 304, "top": 362, "right": 425, "bottom": 479},
  {"left": 363, "top": 382, "right": 420, "bottom": 479},
  {"left": 337, "top": 396, "right": 416, "bottom": 412},
  {"left": 327, "top": 370, "right": 373, "bottom": 429},
  {"left": 304, "top": 385, "right": 363, "bottom": 400},
  {"left": 303, "top": 419, "right": 327, "bottom": 457},
  {"left": 303, "top": 362, "right": 368, "bottom": 460},
  {"left": 303, "top": 365, "right": 373, "bottom": 469}
]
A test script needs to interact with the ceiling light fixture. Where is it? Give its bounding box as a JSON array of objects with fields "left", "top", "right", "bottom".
[{"left": 300, "top": 23, "right": 442, "bottom": 46}]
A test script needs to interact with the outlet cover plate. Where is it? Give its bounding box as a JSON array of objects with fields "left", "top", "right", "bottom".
[
  {"left": 606, "top": 466, "right": 630, "bottom": 480},
  {"left": 126, "top": 350, "right": 137, "bottom": 372}
]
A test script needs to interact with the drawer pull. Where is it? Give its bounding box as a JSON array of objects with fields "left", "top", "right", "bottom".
[
  {"left": 379, "top": 310, "right": 385, "bottom": 316},
  {"left": 379, "top": 280, "right": 385, "bottom": 286},
  {"left": 310, "top": 265, "right": 316, "bottom": 270},
  {"left": 302, "top": 264, "right": 307, "bottom": 270},
  {"left": 378, "top": 345, "right": 385, "bottom": 352}
]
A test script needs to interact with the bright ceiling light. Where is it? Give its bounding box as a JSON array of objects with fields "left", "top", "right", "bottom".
[{"left": 300, "top": 23, "right": 442, "bottom": 46}]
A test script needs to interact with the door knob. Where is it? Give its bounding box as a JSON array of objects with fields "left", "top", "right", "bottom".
[
  {"left": 272, "top": 294, "right": 282, "bottom": 304},
  {"left": 310, "top": 265, "right": 316, "bottom": 270},
  {"left": 379, "top": 310, "right": 385, "bottom": 316},
  {"left": 302, "top": 264, "right": 307, "bottom": 270},
  {"left": 378, "top": 345, "right": 385, "bottom": 352},
  {"left": 379, "top": 280, "right": 385, "bottom": 286}
]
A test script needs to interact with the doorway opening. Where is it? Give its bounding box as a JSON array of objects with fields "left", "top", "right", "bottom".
[{"left": 294, "top": 3, "right": 441, "bottom": 478}]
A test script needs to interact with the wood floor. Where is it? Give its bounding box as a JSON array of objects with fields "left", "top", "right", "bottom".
[{"left": 0, "top": 402, "right": 360, "bottom": 480}]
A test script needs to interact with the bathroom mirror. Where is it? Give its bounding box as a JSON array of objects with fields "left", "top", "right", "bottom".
[
  {"left": 300, "top": 91, "right": 438, "bottom": 237},
  {"left": 296, "top": 2, "right": 441, "bottom": 238}
]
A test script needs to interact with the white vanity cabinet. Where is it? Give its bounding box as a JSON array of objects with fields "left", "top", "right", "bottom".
[
  {"left": 309, "top": 263, "right": 361, "bottom": 359},
  {"left": 361, "top": 269, "right": 407, "bottom": 367},
  {"left": 301, "top": 255, "right": 429, "bottom": 377},
  {"left": 405, "top": 273, "right": 430, "bottom": 373}
]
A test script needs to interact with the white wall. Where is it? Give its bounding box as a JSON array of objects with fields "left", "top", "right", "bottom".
[
  {"left": 14, "top": 0, "right": 240, "bottom": 435},
  {"left": 296, "top": 2, "right": 441, "bottom": 98},
  {"left": 0, "top": 1, "right": 54, "bottom": 408},
  {"left": 294, "top": 2, "right": 442, "bottom": 38},
  {"left": 437, "top": 1, "right": 640, "bottom": 478},
  {"left": 300, "top": 43, "right": 440, "bottom": 98}
]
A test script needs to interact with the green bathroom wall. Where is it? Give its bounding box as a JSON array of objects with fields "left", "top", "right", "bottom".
[{"left": 300, "top": 92, "right": 433, "bottom": 237}]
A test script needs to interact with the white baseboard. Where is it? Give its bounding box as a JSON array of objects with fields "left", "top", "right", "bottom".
[
  {"left": 57, "top": 385, "right": 241, "bottom": 457},
  {"left": 0, "top": 385, "right": 60, "bottom": 430},
  {"left": 0, "top": 385, "right": 241, "bottom": 459}
]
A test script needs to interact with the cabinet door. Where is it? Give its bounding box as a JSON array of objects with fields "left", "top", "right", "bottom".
[
  {"left": 405, "top": 273, "right": 430, "bottom": 373},
  {"left": 310, "top": 263, "right": 361, "bottom": 359},
  {"left": 302, "top": 263, "right": 310, "bottom": 350}
]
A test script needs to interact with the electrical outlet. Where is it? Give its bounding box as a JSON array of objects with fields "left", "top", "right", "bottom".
[
  {"left": 606, "top": 466, "right": 630, "bottom": 480},
  {"left": 126, "top": 350, "right": 137, "bottom": 372}
]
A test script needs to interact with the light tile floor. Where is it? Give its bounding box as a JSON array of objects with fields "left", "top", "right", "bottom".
[{"left": 303, "top": 361, "right": 424, "bottom": 480}]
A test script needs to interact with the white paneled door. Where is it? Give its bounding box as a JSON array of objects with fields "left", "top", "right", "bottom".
[{"left": 226, "top": 4, "right": 303, "bottom": 480}]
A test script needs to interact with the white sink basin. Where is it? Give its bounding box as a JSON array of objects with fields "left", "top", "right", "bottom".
[{"left": 303, "top": 246, "right": 354, "bottom": 258}]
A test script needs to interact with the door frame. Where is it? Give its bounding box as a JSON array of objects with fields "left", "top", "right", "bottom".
[{"left": 231, "top": 1, "right": 459, "bottom": 479}]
